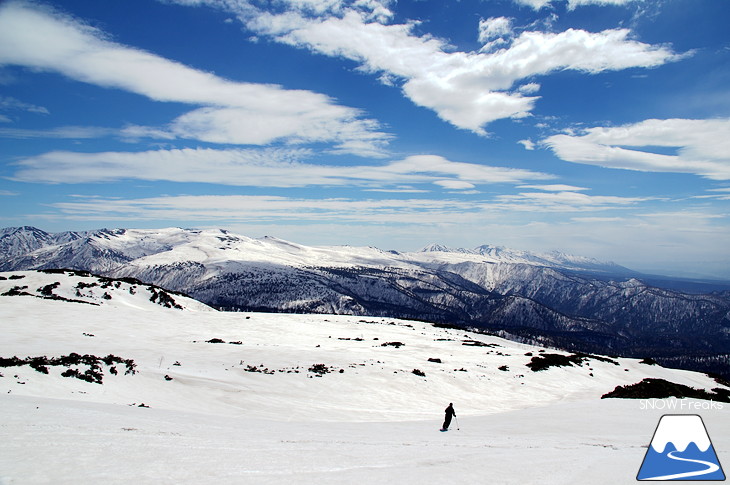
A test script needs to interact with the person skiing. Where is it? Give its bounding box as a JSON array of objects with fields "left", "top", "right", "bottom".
[{"left": 442, "top": 403, "right": 456, "bottom": 431}]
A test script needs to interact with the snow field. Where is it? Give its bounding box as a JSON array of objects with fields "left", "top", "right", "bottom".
[{"left": 2, "top": 270, "right": 729, "bottom": 483}]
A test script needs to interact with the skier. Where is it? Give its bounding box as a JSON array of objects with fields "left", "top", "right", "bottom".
[{"left": 441, "top": 403, "right": 456, "bottom": 431}]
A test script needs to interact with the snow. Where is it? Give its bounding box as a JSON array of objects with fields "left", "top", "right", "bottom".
[{"left": 1, "top": 270, "right": 728, "bottom": 484}]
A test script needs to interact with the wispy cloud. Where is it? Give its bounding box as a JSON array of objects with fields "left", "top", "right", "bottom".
[
  {"left": 48, "top": 194, "right": 489, "bottom": 225},
  {"left": 0, "top": 96, "right": 49, "bottom": 115},
  {"left": 495, "top": 191, "right": 651, "bottom": 212},
  {"left": 0, "top": 1, "right": 390, "bottom": 156},
  {"left": 180, "top": 0, "right": 683, "bottom": 135},
  {"left": 517, "top": 184, "right": 589, "bottom": 191},
  {"left": 542, "top": 118, "right": 730, "bottom": 180},
  {"left": 514, "top": 0, "right": 643, "bottom": 10},
  {"left": 44, "top": 190, "right": 650, "bottom": 228},
  {"left": 11, "top": 149, "right": 553, "bottom": 189},
  {"left": 0, "top": 125, "right": 115, "bottom": 139}
]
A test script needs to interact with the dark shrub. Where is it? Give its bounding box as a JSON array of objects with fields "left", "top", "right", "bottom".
[
  {"left": 308, "top": 363, "right": 330, "bottom": 376},
  {"left": 602, "top": 378, "right": 730, "bottom": 402}
]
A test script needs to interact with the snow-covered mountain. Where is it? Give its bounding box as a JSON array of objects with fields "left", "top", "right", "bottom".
[
  {"left": 2, "top": 270, "right": 729, "bottom": 483},
  {"left": 2, "top": 226, "right": 730, "bottom": 378},
  {"left": 420, "top": 242, "right": 634, "bottom": 275}
]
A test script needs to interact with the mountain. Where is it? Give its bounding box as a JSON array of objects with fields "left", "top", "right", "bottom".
[
  {"left": 2, "top": 226, "right": 730, "bottom": 377},
  {"left": 2, "top": 269, "right": 729, "bottom": 483}
]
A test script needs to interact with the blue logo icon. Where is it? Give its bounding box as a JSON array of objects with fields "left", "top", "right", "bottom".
[{"left": 637, "top": 414, "right": 726, "bottom": 481}]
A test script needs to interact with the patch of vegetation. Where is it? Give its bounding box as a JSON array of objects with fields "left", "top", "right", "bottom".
[
  {"left": 149, "top": 288, "right": 184, "bottom": 309},
  {"left": 584, "top": 353, "right": 620, "bottom": 365},
  {"left": 1, "top": 285, "right": 31, "bottom": 297},
  {"left": 526, "top": 352, "right": 619, "bottom": 372},
  {"left": 412, "top": 368, "right": 426, "bottom": 377},
  {"left": 244, "top": 364, "right": 274, "bottom": 374},
  {"left": 526, "top": 353, "right": 586, "bottom": 372},
  {"left": 380, "top": 341, "right": 405, "bottom": 348},
  {"left": 308, "top": 363, "right": 332, "bottom": 376},
  {"left": 200, "top": 338, "right": 243, "bottom": 345},
  {"left": 428, "top": 358, "right": 442, "bottom": 363},
  {"left": 3, "top": 282, "right": 99, "bottom": 305},
  {"left": 8, "top": 274, "right": 25, "bottom": 280},
  {"left": 0, "top": 353, "right": 136, "bottom": 385},
  {"left": 76, "top": 281, "right": 98, "bottom": 289},
  {"left": 601, "top": 378, "right": 730, "bottom": 403},
  {"left": 38, "top": 269, "right": 92, "bottom": 277},
  {"left": 498, "top": 365, "right": 509, "bottom": 372},
  {"left": 37, "top": 282, "right": 60, "bottom": 296},
  {"left": 462, "top": 340, "right": 499, "bottom": 347},
  {"left": 640, "top": 358, "right": 658, "bottom": 366}
]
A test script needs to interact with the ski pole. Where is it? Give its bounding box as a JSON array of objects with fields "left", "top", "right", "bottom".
[{"left": 454, "top": 416, "right": 460, "bottom": 430}]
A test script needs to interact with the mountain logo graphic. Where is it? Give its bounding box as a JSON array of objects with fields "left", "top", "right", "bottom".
[{"left": 637, "top": 414, "right": 726, "bottom": 481}]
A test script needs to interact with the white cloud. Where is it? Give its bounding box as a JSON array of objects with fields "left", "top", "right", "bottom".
[
  {"left": 495, "top": 191, "right": 650, "bottom": 212},
  {"left": 41, "top": 192, "right": 729, "bottom": 277},
  {"left": 566, "top": 0, "right": 642, "bottom": 9},
  {"left": 11, "top": 149, "right": 553, "bottom": 188},
  {"left": 517, "top": 184, "right": 589, "bottom": 191},
  {"left": 514, "top": 0, "right": 642, "bottom": 10},
  {"left": 0, "top": 190, "right": 19, "bottom": 196},
  {"left": 47, "top": 194, "right": 488, "bottom": 225},
  {"left": 517, "top": 83, "right": 541, "bottom": 95},
  {"left": 0, "top": 1, "right": 390, "bottom": 155},
  {"left": 433, "top": 180, "right": 476, "bottom": 190},
  {"left": 518, "top": 139, "right": 535, "bottom": 150},
  {"left": 543, "top": 118, "right": 730, "bottom": 180},
  {"left": 217, "top": 5, "right": 681, "bottom": 135},
  {"left": 0, "top": 126, "right": 115, "bottom": 139},
  {"left": 478, "top": 16, "right": 513, "bottom": 45},
  {"left": 0, "top": 96, "right": 49, "bottom": 115}
]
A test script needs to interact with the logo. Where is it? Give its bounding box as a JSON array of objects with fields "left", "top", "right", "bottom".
[{"left": 637, "top": 414, "right": 726, "bottom": 481}]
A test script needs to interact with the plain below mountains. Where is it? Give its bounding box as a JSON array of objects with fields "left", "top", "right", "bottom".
[{"left": 2, "top": 226, "right": 729, "bottom": 377}]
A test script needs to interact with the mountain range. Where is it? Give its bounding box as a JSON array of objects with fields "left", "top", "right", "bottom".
[{"left": 2, "top": 226, "right": 729, "bottom": 377}]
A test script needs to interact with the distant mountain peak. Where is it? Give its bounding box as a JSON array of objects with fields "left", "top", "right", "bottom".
[{"left": 420, "top": 243, "right": 453, "bottom": 253}]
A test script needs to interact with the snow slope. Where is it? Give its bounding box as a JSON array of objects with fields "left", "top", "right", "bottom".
[{"left": 1, "top": 271, "right": 729, "bottom": 483}]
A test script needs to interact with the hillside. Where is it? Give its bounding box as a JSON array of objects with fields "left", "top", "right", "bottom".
[{"left": 2, "top": 270, "right": 729, "bottom": 483}]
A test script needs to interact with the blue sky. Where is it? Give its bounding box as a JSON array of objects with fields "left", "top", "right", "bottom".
[{"left": 0, "top": 0, "right": 729, "bottom": 278}]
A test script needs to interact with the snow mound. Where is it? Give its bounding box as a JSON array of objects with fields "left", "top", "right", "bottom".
[{"left": 0, "top": 270, "right": 213, "bottom": 311}]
